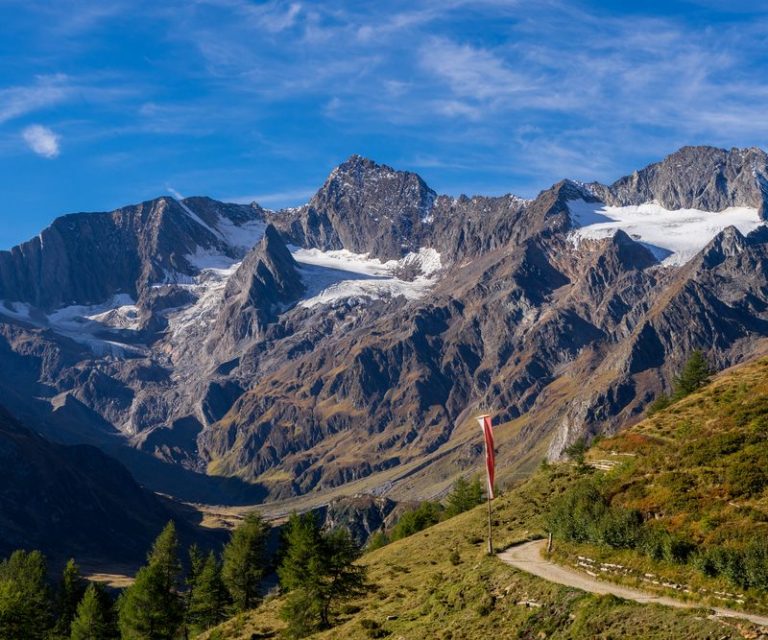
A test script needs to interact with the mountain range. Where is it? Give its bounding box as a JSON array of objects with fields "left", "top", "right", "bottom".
[{"left": 2, "top": 144, "right": 768, "bottom": 507}]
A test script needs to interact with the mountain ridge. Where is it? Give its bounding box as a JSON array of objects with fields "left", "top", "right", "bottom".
[{"left": 2, "top": 145, "right": 768, "bottom": 506}]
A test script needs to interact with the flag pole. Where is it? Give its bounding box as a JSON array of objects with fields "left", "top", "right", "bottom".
[
  {"left": 477, "top": 412, "right": 495, "bottom": 556},
  {"left": 487, "top": 483, "right": 493, "bottom": 555}
]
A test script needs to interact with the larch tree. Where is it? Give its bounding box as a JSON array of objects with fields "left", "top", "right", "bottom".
[
  {"left": 221, "top": 512, "right": 270, "bottom": 612},
  {"left": 118, "top": 521, "right": 184, "bottom": 640}
]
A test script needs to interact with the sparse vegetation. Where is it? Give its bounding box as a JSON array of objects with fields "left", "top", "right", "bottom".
[
  {"left": 648, "top": 350, "right": 713, "bottom": 416},
  {"left": 553, "top": 356, "right": 768, "bottom": 605}
]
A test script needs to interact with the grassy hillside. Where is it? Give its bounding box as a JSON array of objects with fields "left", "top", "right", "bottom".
[
  {"left": 549, "top": 355, "right": 768, "bottom": 612},
  {"left": 201, "top": 464, "right": 754, "bottom": 639},
  {"left": 590, "top": 355, "right": 768, "bottom": 547},
  {"left": 200, "top": 355, "right": 768, "bottom": 639}
]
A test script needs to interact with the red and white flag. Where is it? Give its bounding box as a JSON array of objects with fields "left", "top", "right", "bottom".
[{"left": 477, "top": 414, "right": 495, "bottom": 499}]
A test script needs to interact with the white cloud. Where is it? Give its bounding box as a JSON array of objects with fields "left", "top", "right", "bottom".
[
  {"left": 420, "top": 37, "right": 526, "bottom": 101},
  {"left": 0, "top": 75, "right": 71, "bottom": 124},
  {"left": 22, "top": 124, "right": 60, "bottom": 158}
]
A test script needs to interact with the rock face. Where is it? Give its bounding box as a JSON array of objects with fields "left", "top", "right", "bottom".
[
  {"left": 0, "top": 196, "right": 263, "bottom": 310},
  {"left": 0, "top": 406, "right": 173, "bottom": 564},
  {"left": 4, "top": 145, "right": 768, "bottom": 506},
  {"left": 311, "top": 495, "right": 401, "bottom": 546},
  {"left": 592, "top": 146, "right": 768, "bottom": 215},
  {"left": 210, "top": 225, "right": 304, "bottom": 358}
]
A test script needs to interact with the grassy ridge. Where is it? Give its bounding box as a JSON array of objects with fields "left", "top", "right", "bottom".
[
  {"left": 202, "top": 465, "right": 749, "bottom": 639},
  {"left": 539, "top": 356, "right": 768, "bottom": 613},
  {"left": 203, "top": 355, "right": 768, "bottom": 639}
]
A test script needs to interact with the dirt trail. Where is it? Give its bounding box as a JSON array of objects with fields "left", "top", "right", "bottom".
[{"left": 498, "top": 539, "right": 768, "bottom": 627}]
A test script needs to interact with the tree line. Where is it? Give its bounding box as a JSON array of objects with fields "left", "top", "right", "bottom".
[
  {"left": 0, "top": 511, "right": 364, "bottom": 640},
  {"left": 367, "top": 475, "right": 486, "bottom": 551},
  {"left": 0, "top": 474, "right": 489, "bottom": 640},
  {"left": 646, "top": 350, "right": 713, "bottom": 416}
]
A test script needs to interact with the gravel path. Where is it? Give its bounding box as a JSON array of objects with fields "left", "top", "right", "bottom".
[{"left": 498, "top": 539, "right": 768, "bottom": 627}]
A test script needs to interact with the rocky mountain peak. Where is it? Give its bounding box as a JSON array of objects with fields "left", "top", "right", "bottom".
[
  {"left": 209, "top": 224, "right": 304, "bottom": 357},
  {"left": 605, "top": 229, "right": 658, "bottom": 269},
  {"left": 0, "top": 195, "right": 265, "bottom": 311},
  {"left": 593, "top": 145, "right": 768, "bottom": 214},
  {"left": 693, "top": 225, "right": 750, "bottom": 270},
  {"left": 6, "top": 145, "right": 768, "bottom": 507}
]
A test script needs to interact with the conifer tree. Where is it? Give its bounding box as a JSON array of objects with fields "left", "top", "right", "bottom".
[
  {"left": 187, "top": 551, "right": 228, "bottom": 633},
  {"left": 673, "top": 350, "right": 712, "bottom": 398},
  {"left": 70, "top": 583, "right": 116, "bottom": 640},
  {"left": 0, "top": 549, "right": 51, "bottom": 640},
  {"left": 182, "top": 543, "right": 206, "bottom": 638},
  {"left": 445, "top": 476, "right": 485, "bottom": 516},
  {"left": 278, "top": 513, "right": 367, "bottom": 636},
  {"left": 53, "top": 558, "right": 86, "bottom": 638},
  {"left": 118, "top": 521, "right": 183, "bottom": 640},
  {"left": 221, "top": 512, "right": 270, "bottom": 611},
  {"left": 365, "top": 531, "right": 389, "bottom": 551}
]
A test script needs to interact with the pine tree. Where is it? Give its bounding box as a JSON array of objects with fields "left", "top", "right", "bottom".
[
  {"left": 0, "top": 549, "right": 51, "bottom": 640},
  {"left": 187, "top": 544, "right": 205, "bottom": 588},
  {"left": 182, "top": 543, "right": 205, "bottom": 638},
  {"left": 53, "top": 558, "right": 86, "bottom": 638},
  {"left": 446, "top": 476, "right": 485, "bottom": 517},
  {"left": 389, "top": 501, "right": 443, "bottom": 540},
  {"left": 70, "top": 583, "right": 116, "bottom": 640},
  {"left": 187, "top": 552, "right": 228, "bottom": 633},
  {"left": 221, "top": 512, "right": 270, "bottom": 612},
  {"left": 673, "top": 350, "right": 712, "bottom": 399},
  {"left": 118, "top": 521, "right": 183, "bottom": 640},
  {"left": 318, "top": 528, "right": 367, "bottom": 626},
  {"left": 278, "top": 513, "right": 367, "bottom": 636}
]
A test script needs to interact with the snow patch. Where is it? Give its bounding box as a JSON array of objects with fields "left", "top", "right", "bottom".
[
  {"left": 567, "top": 200, "right": 764, "bottom": 265},
  {"left": 48, "top": 294, "right": 142, "bottom": 333},
  {"left": 164, "top": 261, "right": 240, "bottom": 356},
  {"left": 186, "top": 247, "right": 237, "bottom": 272},
  {"left": 290, "top": 246, "right": 443, "bottom": 308},
  {"left": 174, "top": 198, "right": 222, "bottom": 239},
  {"left": 176, "top": 197, "right": 267, "bottom": 255},
  {"left": 0, "top": 294, "right": 146, "bottom": 356},
  {"left": 215, "top": 217, "right": 266, "bottom": 252},
  {"left": 0, "top": 301, "right": 33, "bottom": 320}
]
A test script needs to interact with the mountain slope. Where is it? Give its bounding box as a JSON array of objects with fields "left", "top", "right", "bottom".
[
  {"left": 201, "top": 465, "right": 753, "bottom": 640},
  {"left": 205, "top": 352, "right": 768, "bottom": 639},
  {"left": 0, "top": 406, "right": 174, "bottom": 564},
  {"left": 586, "top": 354, "right": 768, "bottom": 555},
  {"left": 2, "top": 145, "right": 768, "bottom": 506}
]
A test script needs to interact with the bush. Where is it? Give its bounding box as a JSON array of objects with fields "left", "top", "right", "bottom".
[
  {"left": 647, "top": 393, "right": 671, "bottom": 416},
  {"left": 365, "top": 531, "right": 389, "bottom": 552}
]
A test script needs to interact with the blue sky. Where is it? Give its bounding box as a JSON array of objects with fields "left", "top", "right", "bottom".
[{"left": 2, "top": 0, "right": 768, "bottom": 248}]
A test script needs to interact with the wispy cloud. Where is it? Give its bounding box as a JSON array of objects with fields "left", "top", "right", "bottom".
[
  {"left": 166, "top": 186, "right": 185, "bottom": 200},
  {"left": 419, "top": 37, "right": 528, "bottom": 101},
  {"left": 22, "top": 124, "right": 60, "bottom": 158},
  {"left": 0, "top": 75, "right": 72, "bottom": 124},
  {"left": 2, "top": 0, "right": 768, "bottom": 216}
]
